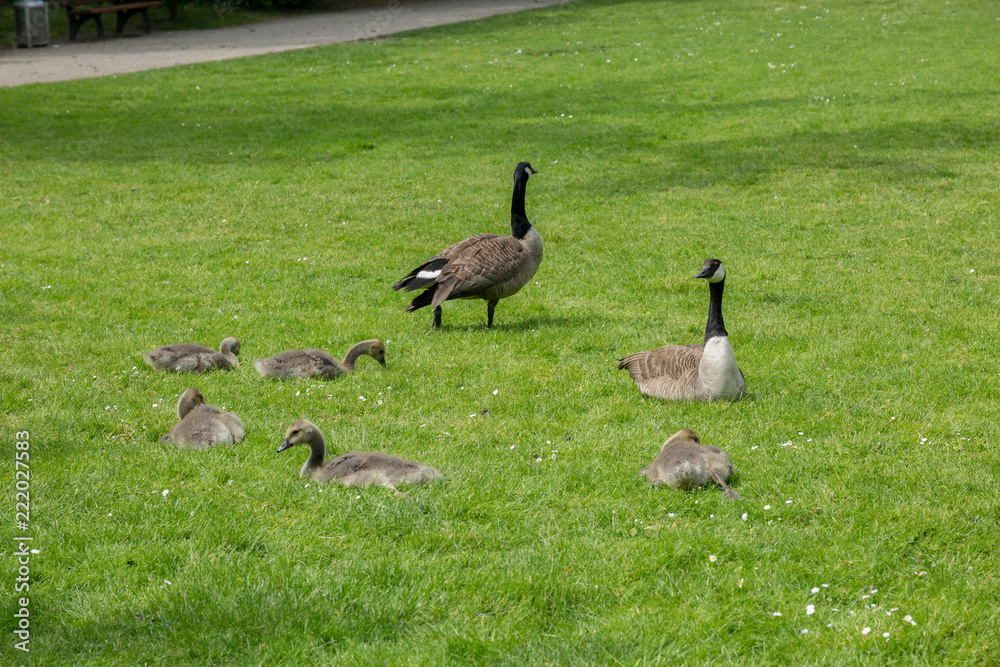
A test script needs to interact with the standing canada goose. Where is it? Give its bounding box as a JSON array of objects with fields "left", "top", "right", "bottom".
[
  {"left": 143, "top": 337, "right": 240, "bottom": 374},
  {"left": 277, "top": 419, "right": 442, "bottom": 491},
  {"left": 639, "top": 428, "right": 742, "bottom": 500},
  {"left": 393, "top": 161, "right": 542, "bottom": 328},
  {"left": 253, "top": 339, "right": 386, "bottom": 379},
  {"left": 617, "top": 259, "right": 745, "bottom": 401},
  {"left": 160, "top": 387, "right": 245, "bottom": 449}
]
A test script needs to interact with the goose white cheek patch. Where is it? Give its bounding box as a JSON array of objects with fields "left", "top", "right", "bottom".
[{"left": 417, "top": 269, "right": 441, "bottom": 280}]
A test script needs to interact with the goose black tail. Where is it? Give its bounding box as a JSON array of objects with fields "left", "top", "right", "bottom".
[
  {"left": 405, "top": 284, "right": 438, "bottom": 312},
  {"left": 393, "top": 258, "right": 448, "bottom": 292}
]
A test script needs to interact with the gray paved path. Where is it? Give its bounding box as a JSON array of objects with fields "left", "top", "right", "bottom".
[{"left": 1, "top": 0, "right": 571, "bottom": 87}]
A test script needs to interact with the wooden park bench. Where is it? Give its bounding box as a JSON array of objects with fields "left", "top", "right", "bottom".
[{"left": 60, "top": 0, "right": 162, "bottom": 41}]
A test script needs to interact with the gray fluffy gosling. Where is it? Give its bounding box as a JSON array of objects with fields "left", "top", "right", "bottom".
[
  {"left": 639, "top": 428, "right": 742, "bottom": 500},
  {"left": 618, "top": 259, "right": 745, "bottom": 401},
  {"left": 253, "top": 339, "right": 386, "bottom": 379},
  {"left": 161, "top": 387, "right": 245, "bottom": 449},
  {"left": 278, "top": 419, "right": 442, "bottom": 491},
  {"left": 393, "top": 162, "right": 542, "bottom": 328},
  {"left": 144, "top": 337, "right": 240, "bottom": 373}
]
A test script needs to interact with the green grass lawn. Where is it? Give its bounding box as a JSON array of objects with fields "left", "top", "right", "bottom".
[{"left": 3, "top": 0, "right": 1000, "bottom": 663}]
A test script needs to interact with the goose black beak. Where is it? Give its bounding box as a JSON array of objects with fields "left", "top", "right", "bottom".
[
  {"left": 694, "top": 266, "right": 713, "bottom": 279},
  {"left": 277, "top": 439, "right": 294, "bottom": 453}
]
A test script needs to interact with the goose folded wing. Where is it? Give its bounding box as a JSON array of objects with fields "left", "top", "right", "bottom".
[
  {"left": 302, "top": 349, "right": 337, "bottom": 365},
  {"left": 436, "top": 233, "right": 502, "bottom": 262},
  {"left": 433, "top": 235, "right": 529, "bottom": 302},
  {"left": 327, "top": 451, "right": 417, "bottom": 475},
  {"left": 638, "top": 366, "right": 703, "bottom": 401},
  {"left": 327, "top": 452, "right": 381, "bottom": 475},
  {"left": 618, "top": 344, "right": 704, "bottom": 382},
  {"left": 169, "top": 344, "right": 213, "bottom": 356},
  {"left": 268, "top": 350, "right": 307, "bottom": 364},
  {"left": 299, "top": 349, "right": 340, "bottom": 376},
  {"left": 394, "top": 233, "right": 499, "bottom": 292},
  {"left": 193, "top": 352, "right": 231, "bottom": 372}
]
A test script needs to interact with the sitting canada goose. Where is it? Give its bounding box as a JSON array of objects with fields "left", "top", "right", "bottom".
[
  {"left": 160, "top": 387, "right": 245, "bottom": 449},
  {"left": 143, "top": 337, "right": 240, "bottom": 374},
  {"left": 618, "top": 258, "right": 745, "bottom": 401},
  {"left": 639, "top": 428, "right": 742, "bottom": 500},
  {"left": 253, "top": 339, "right": 386, "bottom": 379},
  {"left": 393, "top": 162, "right": 542, "bottom": 328},
  {"left": 278, "top": 419, "right": 442, "bottom": 491}
]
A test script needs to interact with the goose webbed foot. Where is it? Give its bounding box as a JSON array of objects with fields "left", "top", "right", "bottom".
[{"left": 433, "top": 306, "right": 442, "bottom": 329}]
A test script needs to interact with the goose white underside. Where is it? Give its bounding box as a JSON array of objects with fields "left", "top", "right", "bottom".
[
  {"left": 416, "top": 269, "right": 441, "bottom": 280},
  {"left": 697, "top": 336, "right": 745, "bottom": 400}
]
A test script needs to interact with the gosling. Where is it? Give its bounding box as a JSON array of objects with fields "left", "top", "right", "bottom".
[
  {"left": 277, "top": 419, "right": 441, "bottom": 491},
  {"left": 639, "top": 428, "right": 742, "bottom": 500},
  {"left": 144, "top": 337, "right": 240, "bottom": 373},
  {"left": 160, "top": 387, "right": 245, "bottom": 449},
  {"left": 254, "top": 339, "right": 386, "bottom": 379}
]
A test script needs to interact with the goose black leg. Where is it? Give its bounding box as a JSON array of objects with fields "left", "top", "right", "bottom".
[
  {"left": 486, "top": 300, "right": 499, "bottom": 328},
  {"left": 433, "top": 306, "right": 442, "bottom": 328}
]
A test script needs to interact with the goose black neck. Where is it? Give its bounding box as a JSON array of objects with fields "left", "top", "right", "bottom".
[
  {"left": 510, "top": 173, "right": 532, "bottom": 239},
  {"left": 704, "top": 279, "right": 728, "bottom": 343}
]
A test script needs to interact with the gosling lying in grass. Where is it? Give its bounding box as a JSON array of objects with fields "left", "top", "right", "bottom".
[
  {"left": 254, "top": 339, "right": 386, "bottom": 379},
  {"left": 160, "top": 387, "right": 245, "bottom": 449},
  {"left": 278, "top": 419, "right": 441, "bottom": 492},
  {"left": 144, "top": 337, "right": 240, "bottom": 374},
  {"left": 639, "top": 428, "right": 741, "bottom": 500}
]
